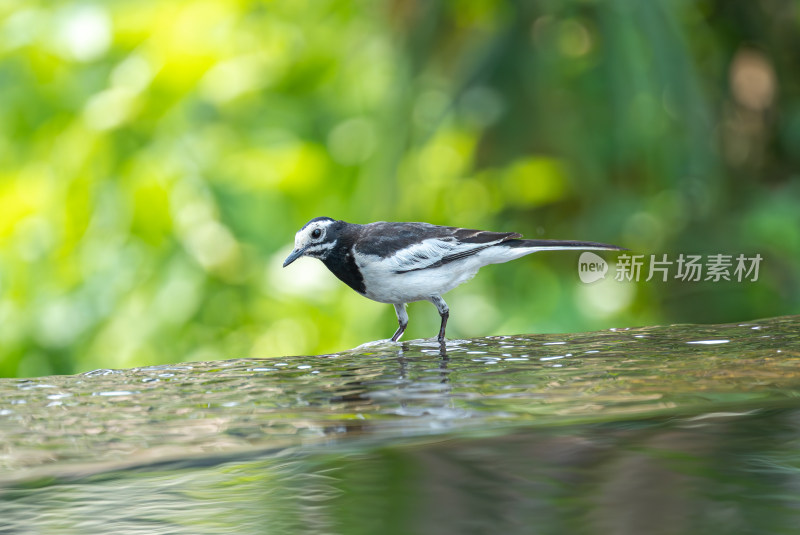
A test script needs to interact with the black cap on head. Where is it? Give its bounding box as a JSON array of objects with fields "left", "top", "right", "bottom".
[{"left": 301, "top": 216, "right": 335, "bottom": 230}]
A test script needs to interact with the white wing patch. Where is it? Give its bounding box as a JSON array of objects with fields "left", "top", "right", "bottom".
[{"left": 376, "top": 237, "right": 506, "bottom": 273}]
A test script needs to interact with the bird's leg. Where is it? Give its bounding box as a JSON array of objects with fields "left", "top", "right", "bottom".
[
  {"left": 429, "top": 295, "right": 450, "bottom": 343},
  {"left": 391, "top": 303, "right": 408, "bottom": 342}
]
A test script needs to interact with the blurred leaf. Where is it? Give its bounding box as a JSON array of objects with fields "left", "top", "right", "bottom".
[{"left": 0, "top": 0, "right": 798, "bottom": 377}]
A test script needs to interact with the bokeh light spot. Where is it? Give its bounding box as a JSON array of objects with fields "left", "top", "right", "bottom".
[{"left": 54, "top": 5, "right": 112, "bottom": 62}]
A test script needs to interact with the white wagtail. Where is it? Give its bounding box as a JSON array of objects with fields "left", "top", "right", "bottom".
[{"left": 283, "top": 217, "right": 624, "bottom": 343}]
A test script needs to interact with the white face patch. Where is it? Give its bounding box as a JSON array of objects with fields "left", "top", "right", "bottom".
[
  {"left": 305, "top": 241, "right": 335, "bottom": 256},
  {"left": 294, "top": 219, "right": 336, "bottom": 258}
]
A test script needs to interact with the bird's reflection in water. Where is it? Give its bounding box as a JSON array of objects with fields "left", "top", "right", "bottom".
[{"left": 324, "top": 340, "right": 452, "bottom": 418}]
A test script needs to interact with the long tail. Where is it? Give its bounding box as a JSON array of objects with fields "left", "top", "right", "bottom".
[
  {"left": 505, "top": 239, "right": 627, "bottom": 252},
  {"left": 479, "top": 238, "right": 626, "bottom": 266}
]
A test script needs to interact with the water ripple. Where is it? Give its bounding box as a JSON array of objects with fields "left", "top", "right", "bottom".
[{"left": 0, "top": 315, "right": 799, "bottom": 478}]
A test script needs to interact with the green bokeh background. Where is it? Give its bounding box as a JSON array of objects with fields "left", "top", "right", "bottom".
[{"left": 1, "top": 0, "right": 798, "bottom": 377}]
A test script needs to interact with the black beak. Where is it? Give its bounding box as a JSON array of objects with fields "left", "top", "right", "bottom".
[{"left": 283, "top": 248, "right": 305, "bottom": 267}]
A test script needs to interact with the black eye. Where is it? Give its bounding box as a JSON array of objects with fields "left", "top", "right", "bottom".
[{"left": 311, "top": 229, "right": 322, "bottom": 239}]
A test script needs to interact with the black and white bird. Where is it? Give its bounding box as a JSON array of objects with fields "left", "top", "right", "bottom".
[{"left": 283, "top": 217, "right": 624, "bottom": 343}]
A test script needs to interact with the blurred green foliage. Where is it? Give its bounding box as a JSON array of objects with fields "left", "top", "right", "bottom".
[{"left": 1, "top": 0, "right": 798, "bottom": 377}]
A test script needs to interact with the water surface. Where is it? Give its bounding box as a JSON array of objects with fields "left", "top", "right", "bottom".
[{"left": 2, "top": 316, "right": 800, "bottom": 534}]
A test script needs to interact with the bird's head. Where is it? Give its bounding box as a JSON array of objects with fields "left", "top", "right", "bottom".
[{"left": 283, "top": 216, "right": 340, "bottom": 267}]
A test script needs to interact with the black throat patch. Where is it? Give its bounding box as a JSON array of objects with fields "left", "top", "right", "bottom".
[{"left": 320, "top": 224, "right": 366, "bottom": 295}]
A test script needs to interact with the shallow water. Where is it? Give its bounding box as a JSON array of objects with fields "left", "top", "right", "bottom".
[{"left": 2, "top": 316, "right": 800, "bottom": 534}]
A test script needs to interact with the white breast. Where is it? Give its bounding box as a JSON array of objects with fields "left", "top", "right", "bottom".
[{"left": 355, "top": 257, "right": 479, "bottom": 303}]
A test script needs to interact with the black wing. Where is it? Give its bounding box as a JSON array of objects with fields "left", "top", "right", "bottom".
[{"left": 355, "top": 222, "right": 521, "bottom": 273}]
